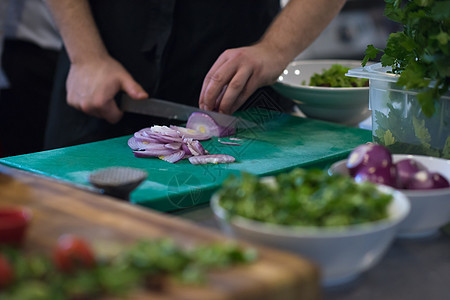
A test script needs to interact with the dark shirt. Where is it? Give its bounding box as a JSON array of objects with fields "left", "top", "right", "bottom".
[{"left": 45, "top": 0, "right": 281, "bottom": 149}]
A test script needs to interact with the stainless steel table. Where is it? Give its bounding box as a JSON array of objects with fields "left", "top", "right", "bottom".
[{"left": 173, "top": 204, "right": 450, "bottom": 300}]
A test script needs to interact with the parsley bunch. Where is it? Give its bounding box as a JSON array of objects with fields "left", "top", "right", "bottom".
[{"left": 362, "top": 0, "right": 450, "bottom": 117}]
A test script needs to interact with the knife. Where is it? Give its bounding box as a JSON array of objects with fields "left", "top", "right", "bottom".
[{"left": 120, "top": 94, "right": 257, "bottom": 129}]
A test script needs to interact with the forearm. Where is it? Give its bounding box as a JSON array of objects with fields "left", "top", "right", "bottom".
[
  {"left": 259, "top": 0, "right": 347, "bottom": 67},
  {"left": 44, "top": 0, "right": 108, "bottom": 64}
]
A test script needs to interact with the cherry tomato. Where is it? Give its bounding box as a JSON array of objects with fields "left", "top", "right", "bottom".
[
  {"left": 0, "top": 253, "right": 14, "bottom": 289},
  {"left": 52, "top": 234, "right": 96, "bottom": 273}
]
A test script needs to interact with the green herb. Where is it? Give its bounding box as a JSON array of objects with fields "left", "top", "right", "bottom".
[
  {"left": 0, "top": 239, "right": 257, "bottom": 299},
  {"left": 372, "top": 100, "right": 448, "bottom": 158},
  {"left": 218, "top": 169, "right": 392, "bottom": 227},
  {"left": 304, "top": 64, "right": 369, "bottom": 87},
  {"left": 362, "top": 0, "right": 450, "bottom": 118}
]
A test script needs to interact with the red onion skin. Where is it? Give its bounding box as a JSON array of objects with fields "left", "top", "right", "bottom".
[
  {"left": 406, "top": 170, "right": 436, "bottom": 190},
  {"left": 354, "top": 164, "right": 397, "bottom": 187},
  {"left": 181, "top": 143, "right": 192, "bottom": 155},
  {"left": 430, "top": 172, "right": 450, "bottom": 189},
  {"left": 186, "top": 140, "right": 206, "bottom": 156},
  {"left": 395, "top": 159, "right": 426, "bottom": 188},
  {"left": 346, "top": 144, "right": 392, "bottom": 177}
]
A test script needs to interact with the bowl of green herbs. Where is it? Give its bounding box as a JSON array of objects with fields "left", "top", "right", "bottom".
[
  {"left": 210, "top": 168, "right": 410, "bottom": 287},
  {"left": 273, "top": 60, "right": 370, "bottom": 126}
]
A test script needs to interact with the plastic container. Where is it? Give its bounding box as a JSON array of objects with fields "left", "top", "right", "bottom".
[{"left": 347, "top": 63, "right": 450, "bottom": 159}]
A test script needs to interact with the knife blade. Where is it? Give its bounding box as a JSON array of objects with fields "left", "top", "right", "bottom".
[{"left": 120, "top": 94, "right": 257, "bottom": 129}]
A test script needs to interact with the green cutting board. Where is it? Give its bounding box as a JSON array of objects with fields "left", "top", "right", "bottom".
[{"left": 0, "top": 112, "right": 371, "bottom": 211}]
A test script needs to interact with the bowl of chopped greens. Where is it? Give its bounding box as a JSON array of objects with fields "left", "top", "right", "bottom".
[
  {"left": 273, "top": 60, "right": 370, "bottom": 126},
  {"left": 210, "top": 168, "right": 410, "bottom": 287}
]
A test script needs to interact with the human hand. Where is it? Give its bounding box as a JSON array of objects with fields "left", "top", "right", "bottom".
[
  {"left": 66, "top": 56, "right": 148, "bottom": 123},
  {"left": 199, "top": 44, "right": 286, "bottom": 114}
]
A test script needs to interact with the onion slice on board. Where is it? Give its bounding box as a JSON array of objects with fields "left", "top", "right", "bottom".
[
  {"left": 164, "top": 142, "right": 182, "bottom": 150},
  {"left": 128, "top": 137, "right": 149, "bottom": 150},
  {"left": 170, "top": 125, "right": 212, "bottom": 141},
  {"left": 129, "top": 113, "right": 239, "bottom": 164},
  {"left": 185, "top": 139, "right": 207, "bottom": 156},
  {"left": 218, "top": 138, "right": 241, "bottom": 146},
  {"left": 133, "top": 148, "right": 178, "bottom": 158},
  {"left": 160, "top": 150, "right": 185, "bottom": 163},
  {"left": 188, "top": 154, "right": 235, "bottom": 165},
  {"left": 186, "top": 112, "right": 235, "bottom": 137}
]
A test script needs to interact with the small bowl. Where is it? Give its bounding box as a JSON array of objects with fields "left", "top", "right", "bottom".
[
  {"left": 0, "top": 207, "right": 32, "bottom": 246},
  {"left": 329, "top": 154, "right": 450, "bottom": 238},
  {"left": 211, "top": 185, "right": 410, "bottom": 287},
  {"left": 273, "top": 59, "right": 370, "bottom": 126}
]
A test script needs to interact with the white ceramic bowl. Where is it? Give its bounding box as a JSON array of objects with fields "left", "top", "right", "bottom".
[
  {"left": 273, "top": 60, "right": 370, "bottom": 126},
  {"left": 210, "top": 185, "right": 410, "bottom": 287},
  {"left": 329, "top": 154, "right": 450, "bottom": 238}
]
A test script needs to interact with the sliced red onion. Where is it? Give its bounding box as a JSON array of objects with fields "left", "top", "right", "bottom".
[
  {"left": 186, "top": 140, "right": 206, "bottom": 156},
  {"left": 136, "top": 127, "right": 153, "bottom": 136},
  {"left": 354, "top": 164, "right": 397, "bottom": 187},
  {"left": 430, "top": 172, "right": 450, "bottom": 189},
  {"left": 186, "top": 112, "right": 235, "bottom": 137},
  {"left": 135, "top": 128, "right": 183, "bottom": 143},
  {"left": 346, "top": 143, "right": 392, "bottom": 177},
  {"left": 165, "top": 142, "right": 182, "bottom": 150},
  {"left": 188, "top": 154, "right": 235, "bottom": 165},
  {"left": 160, "top": 150, "right": 185, "bottom": 163},
  {"left": 134, "top": 131, "right": 162, "bottom": 144},
  {"left": 218, "top": 139, "right": 241, "bottom": 146},
  {"left": 133, "top": 148, "right": 178, "bottom": 158},
  {"left": 229, "top": 137, "right": 242, "bottom": 141},
  {"left": 150, "top": 125, "right": 180, "bottom": 137},
  {"left": 149, "top": 132, "right": 184, "bottom": 143},
  {"left": 128, "top": 136, "right": 150, "bottom": 150},
  {"left": 143, "top": 143, "right": 168, "bottom": 150},
  {"left": 395, "top": 158, "right": 426, "bottom": 188},
  {"left": 170, "top": 125, "right": 212, "bottom": 141},
  {"left": 181, "top": 143, "right": 192, "bottom": 155}
]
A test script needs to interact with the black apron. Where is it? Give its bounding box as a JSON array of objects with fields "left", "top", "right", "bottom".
[{"left": 44, "top": 0, "right": 287, "bottom": 149}]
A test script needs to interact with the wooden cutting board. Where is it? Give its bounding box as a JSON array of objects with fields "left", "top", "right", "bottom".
[
  {"left": 0, "top": 111, "right": 371, "bottom": 211},
  {"left": 0, "top": 165, "right": 320, "bottom": 299}
]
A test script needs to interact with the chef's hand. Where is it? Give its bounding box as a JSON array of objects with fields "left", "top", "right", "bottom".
[
  {"left": 66, "top": 56, "right": 148, "bottom": 123},
  {"left": 199, "top": 44, "right": 285, "bottom": 114}
]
